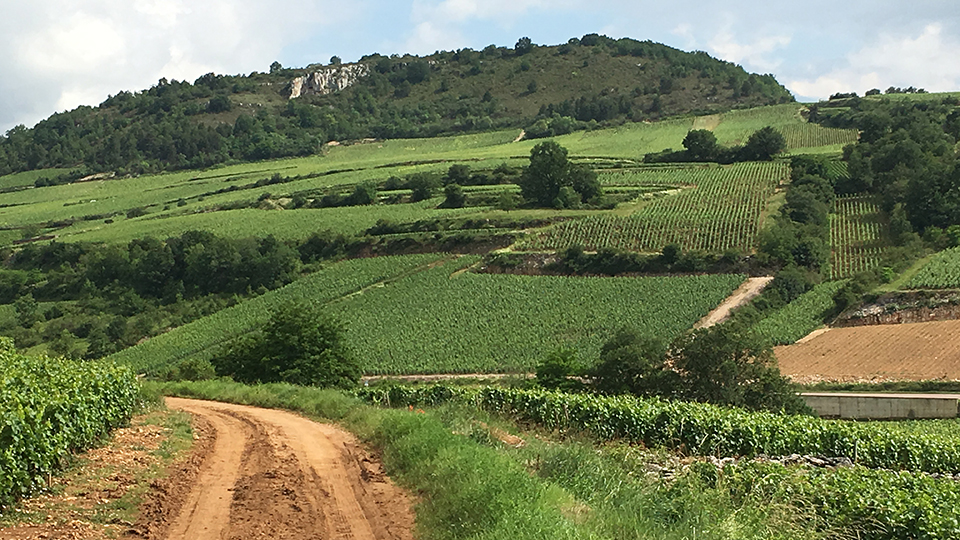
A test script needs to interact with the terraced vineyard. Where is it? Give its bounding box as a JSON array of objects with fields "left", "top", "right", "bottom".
[
  {"left": 525, "top": 162, "right": 786, "bottom": 253},
  {"left": 777, "top": 124, "right": 858, "bottom": 149},
  {"left": 905, "top": 247, "right": 960, "bottom": 289},
  {"left": 830, "top": 195, "right": 887, "bottom": 279}
]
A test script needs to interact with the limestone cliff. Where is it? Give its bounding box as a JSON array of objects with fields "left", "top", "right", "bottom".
[{"left": 288, "top": 64, "right": 370, "bottom": 99}]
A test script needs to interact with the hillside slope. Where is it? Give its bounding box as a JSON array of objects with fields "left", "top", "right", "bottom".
[{"left": 0, "top": 34, "right": 792, "bottom": 177}]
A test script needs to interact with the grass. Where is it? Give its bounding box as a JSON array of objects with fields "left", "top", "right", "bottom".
[{"left": 150, "top": 379, "right": 823, "bottom": 540}]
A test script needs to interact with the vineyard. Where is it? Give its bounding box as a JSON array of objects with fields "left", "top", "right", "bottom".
[
  {"left": 0, "top": 338, "right": 140, "bottom": 508},
  {"left": 112, "top": 254, "right": 744, "bottom": 376},
  {"left": 905, "top": 247, "right": 960, "bottom": 289},
  {"left": 777, "top": 123, "right": 859, "bottom": 149},
  {"left": 328, "top": 262, "right": 744, "bottom": 374},
  {"left": 830, "top": 195, "right": 888, "bottom": 279},
  {"left": 109, "top": 254, "right": 448, "bottom": 375},
  {"left": 360, "top": 385, "right": 960, "bottom": 475},
  {"left": 755, "top": 280, "right": 847, "bottom": 345},
  {"left": 525, "top": 162, "right": 786, "bottom": 253}
]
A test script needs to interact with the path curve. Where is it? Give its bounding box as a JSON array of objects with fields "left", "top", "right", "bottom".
[{"left": 164, "top": 397, "right": 415, "bottom": 540}]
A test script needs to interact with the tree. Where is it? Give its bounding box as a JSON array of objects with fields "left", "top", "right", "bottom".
[
  {"left": 682, "top": 129, "right": 719, "bottom": 161},
  {"left": 669, "top": 323, "right": 806, "bottom": 413},
  {"left": 591, "top": 329, "right": 672, "bottom": 396},
  {"left": 442, "top": 183, "right": 466, "bottom": 208},
  {"left": 407, "top": 173, "right": 440, "bottom": 201},
  {"left": 330, "top": 55, "right": 342, "bottom": 65},
  {"left": 739, "top": 126, "right": 786, "bottom": 161},
  {"left": 270, "top": 61, "right": 283, "bottom": 74},
  {"left": 213, "top": 302, "right": 359, "bottom": 387},
  {"left": 515, "top": 37, "right": 533, "bottom": 56},
  {"left": 536, "top": 349, "right": 581, "bottom": 390},
  {"left": 518, "top": 141, "right": 601, "bottom": 207}
]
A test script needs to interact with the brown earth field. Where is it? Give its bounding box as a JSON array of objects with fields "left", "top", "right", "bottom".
[{"left": 775, "top": 319, "right": 960, "bottom": 383}]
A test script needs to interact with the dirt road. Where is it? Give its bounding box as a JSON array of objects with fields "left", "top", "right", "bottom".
[
  {"left": 694, "top": 276, "right": 774, "bottom": 329},
  {"left": 161, "top": 398, "right": 414, "bottom": 540}
]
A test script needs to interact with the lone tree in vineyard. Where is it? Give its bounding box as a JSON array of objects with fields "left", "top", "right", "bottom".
[{"left": 519, "top": 141, "right": 601, "bottom": 208}]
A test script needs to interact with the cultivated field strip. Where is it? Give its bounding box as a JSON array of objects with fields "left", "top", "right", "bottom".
[
  {"left": 830, "top": 195, "right": 887, "bottom": 279},
  {"left": 527, "top": 162, "right": 786, "bottom": 253},
  {"left": 905, "top": 246, "right": 960, "bottom": 289},
  {"left": 330, "top": 262, "right": 744, "bottom": 374},
  {"left": 777, "top": 124, "right": 858, "bottom": 149}
]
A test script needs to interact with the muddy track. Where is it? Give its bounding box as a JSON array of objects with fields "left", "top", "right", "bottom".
[{"left": 161, "top": 398, "right": 414, "bottom": 540}]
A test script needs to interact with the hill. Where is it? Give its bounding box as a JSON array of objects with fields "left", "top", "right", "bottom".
[{"left": 0, "top": 34, "right": 792, "bottom": 177}]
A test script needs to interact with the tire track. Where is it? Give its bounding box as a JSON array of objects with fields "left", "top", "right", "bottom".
[{"left": 164, "top": 398, "right": 414, "bottom": 540}]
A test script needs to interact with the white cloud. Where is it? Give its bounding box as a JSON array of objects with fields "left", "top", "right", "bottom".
[
  {"left": 789, "top": 23, "right": 960, "bottom": 99},
  {"left": 708, "top": 28, "right": 791, "bottom": 72},
  {"left": 21, "top": 13, "right": 126, "bottom": 73},
  {"left": 0, "top": 0, "right": 336, "bottom": 132}
]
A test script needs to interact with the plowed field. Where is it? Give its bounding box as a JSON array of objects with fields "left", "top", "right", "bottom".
[{"left": 775, "top": 319, "right": 960, "bottom": 382}]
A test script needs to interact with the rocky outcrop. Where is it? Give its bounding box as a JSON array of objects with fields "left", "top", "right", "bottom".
[{"left": 288, "top": 64, "right": 370, "bottom": 99}]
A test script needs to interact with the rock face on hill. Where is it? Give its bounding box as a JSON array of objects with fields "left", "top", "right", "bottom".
[{"left": 288, "top": 64, "right": 370, "bottom": 98}]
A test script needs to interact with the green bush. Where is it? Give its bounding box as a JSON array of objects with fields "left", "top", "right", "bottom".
[{"left": 213, "top": 301, "right": 359, "bottom": 388}]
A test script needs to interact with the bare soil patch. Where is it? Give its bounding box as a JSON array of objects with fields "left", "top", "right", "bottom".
[
  {"left": 0, "top": 408, "right": 195, "bottom": 540},
  {"left": 775, "top": 319, "right": 960, "bottom": 382}
]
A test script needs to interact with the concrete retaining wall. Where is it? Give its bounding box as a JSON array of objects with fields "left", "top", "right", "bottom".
[{"left": 801, "top": 393, "right": 960, "bottom": 420}]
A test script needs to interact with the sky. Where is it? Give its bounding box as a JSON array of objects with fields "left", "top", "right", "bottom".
[{"left": 1, "top": 0, "right": 959, "bottom": 134}]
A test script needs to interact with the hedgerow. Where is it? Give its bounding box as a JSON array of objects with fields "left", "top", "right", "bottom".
[{"left": 0, "top": 338, "right": 139, "bottom": 509}]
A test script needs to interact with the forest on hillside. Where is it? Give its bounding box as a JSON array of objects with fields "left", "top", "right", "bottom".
[{"left": 0, "top": 34, "right": 791, "bottom": 177}]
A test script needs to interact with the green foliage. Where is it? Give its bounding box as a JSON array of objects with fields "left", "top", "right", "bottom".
[
  {"left": 157, "top": 357, "right": 217, "bottom": 382},
  {"left": 751, "top": 281, "right": 847, "bottom": 345},
  {"left": 530, "top": 162, "right": 785, "bottom": 253},
  {"left": 535, "top": 349, "right": 581, "bottom": 390},
  {"left": 518, "top": 141, "right": 601, "bottom": 207},
  {"left": 682, "top": 129, "right": 719, "bottom": 161},
  {"left": 669, "top": 324, "right": 806, "bottom": 413},
  {"left": 324, "top": 260, "right": 744, "bottom": 374},
  {"left": 905, "top": 246, "right": 960, "bottom": 289},
  {"left": 739, "top": 126, "right": 787, "bottom": 161},
  {"left": 108, "top": 254, "right": 445, "bottom": 376},
  {"left": 591, "top": 328, "right": 671, "bottom": 395},
  {"left": 830, "top": 195, "right": 889, "bottom": 279},
  {"left": 361, "top": 384, "right": 960, "bottom": 475},
  {"left": 0, "top": 35, "right": 793, "bottom": 177},
  {"left": 214, "top": 302, "right": 359, "bottom": 388},
  {"left": 441, "top": 183, "right": 465, "bottom": 208},
  {"left": 0, "top": 338, "right": 140, "bottom": 509}
]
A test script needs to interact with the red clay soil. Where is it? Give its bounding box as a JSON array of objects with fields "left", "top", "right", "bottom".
[
  {"left": 158, "top": 398, "right": 415, "bottom": 540},
  {"left": 775, "top": 319, "right": 960, "bottom": 382}
]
